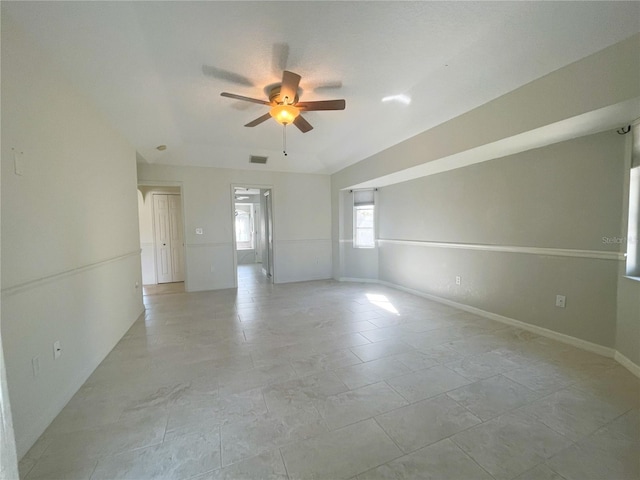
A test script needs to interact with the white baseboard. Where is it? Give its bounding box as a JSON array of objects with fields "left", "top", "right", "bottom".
[
  {"left": 339, "top": 277, "right": 380, "bottom": 284},
  {"left": 340, "top": 277, "right": 639, "bottom": 378},
  {"left": 614, "top": 351, "right": 640, "bottom": 378}
]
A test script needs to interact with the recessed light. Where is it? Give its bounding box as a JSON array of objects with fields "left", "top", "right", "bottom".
[
  {"left": 381, "top": 94, "right": 411, "bottom": 105},
  {"left": 156, "top": 145, "right": 167, "bottom": 151}
]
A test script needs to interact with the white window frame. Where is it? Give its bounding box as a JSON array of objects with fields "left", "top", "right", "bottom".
[
  {"left": 626, "top": 165, "right": 639, "bottom": 277},
  {"left": 353, "top": 189, "right": 376, "bottom": 249},
  {"left": 625, "top": 124, "right": 640, "bottom": 278},
  {"left": 235, "top": 203, "right": 254, "bottom": 250}
]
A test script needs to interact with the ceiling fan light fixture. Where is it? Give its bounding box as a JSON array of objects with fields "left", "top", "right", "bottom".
[{"left": 269, "top": 104, "right": 300, "bottom": 125}]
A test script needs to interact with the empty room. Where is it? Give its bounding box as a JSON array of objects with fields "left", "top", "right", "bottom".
[{"left": 1, "top": 2, "right": 639, "bottom": 479}]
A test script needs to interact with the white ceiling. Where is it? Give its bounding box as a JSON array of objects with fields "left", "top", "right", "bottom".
[{"left": 5, "top": 1, "right": 640, "bottom": 175}]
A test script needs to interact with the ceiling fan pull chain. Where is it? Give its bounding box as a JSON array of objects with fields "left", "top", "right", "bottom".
[{"left": 283, "top": 124, "right": 288, "bottom": 156}]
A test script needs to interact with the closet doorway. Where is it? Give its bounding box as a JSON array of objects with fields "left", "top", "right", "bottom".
[{"left": 137, "top": 185, "right": 186, "bottom": 293}]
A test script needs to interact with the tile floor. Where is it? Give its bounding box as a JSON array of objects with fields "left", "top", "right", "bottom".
[{"left": 19, "top": 264, "right": 640, "bottom": 479}]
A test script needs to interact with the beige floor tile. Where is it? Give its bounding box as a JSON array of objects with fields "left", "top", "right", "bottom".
[
  {"left": 386, "top": 350, "right": 440, "bottom": 372},
  {"left": 452, "top": 411, "right": 573, "bottom": 480},
  {"left": 445, "top": 350, "right": 522, "bottom": 381},
  {"left": 312, "top": 332, "right": 372, "bottom": 354},
  {"left": 356, "top": 438, "right": 493, "bottom": 480},
  {"left": 37, "top": 411, "right": 167, "bottom": 461},
  {"left": 400, "top": 327, "right": 463, "bottom": 350},
  {"left": 289, "top": 349, "right": 363, "bottom": 376},
  {"left": 315, "top": 382, "right": 408, "bottom": 430},
  {"left": 572, "top": 365, "right": 640, "bottom": 411},
  {"left": 333, "top": 357, "right": 412, "bottom": 390},
  {"left": 263, "top": 372, "right": 348, "bottom": 416},
  {"left": 413, "top": 344, "right": 466, "bottom": 364},
  {"left": 385, "top": 365, "right": 472, "bottom": 403},
  {"left": 23, "top": 458, "right": 96, "bottom": 480},
  {"left": 203, "top": 450, "right": 288, "bottom": 480},
  {"left": 281, "top": 419, "right": 402, "bottom": 480},
  {"left": 165, "top": 387, "right": 266, "bottom": 439},
  {"left": 546, "top": 414, "right": 640, "bottom": 480},
  {"left": 217, "top": 363, "right": 298, "bottom": 396},
  {"left": 502, "top": 361, "right": 578, "bottom": 395},
  {"left": 360, "top": 326, "right": 405, "bottom": 343},
  {"left": 375, "top": 394, "right": 481, "bottom": 453},
  {"left": 515, "top": 463, "right": 566, "bottom": 480},
  {"left": 350, "top": 339, "right": 415, "bottom": 362},
  {"left": 446, "top": 374, "right": 540, "bottom": 421},
  {"left": 91, "top": 431, "right": 220, "bottom": 479},
  {"left": 23, "top": 269, "right": 638, "bottom": 480},
  {"left": 517, "top": 386, "right": 628, "bottom": 441},
  {"left": 220, "top": 410, "right": 328, "bottom": 466}
]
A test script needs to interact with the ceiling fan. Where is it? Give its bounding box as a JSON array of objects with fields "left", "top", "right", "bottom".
[{"left": 220, "top": 70, "right": 346, "bottom": 133}]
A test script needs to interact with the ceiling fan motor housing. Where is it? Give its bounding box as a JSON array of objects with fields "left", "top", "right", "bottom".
[{"left": 269, "top": 86, "right": 299, "bottom": 105}]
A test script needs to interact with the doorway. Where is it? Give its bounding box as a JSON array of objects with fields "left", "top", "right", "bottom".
[
  {"left": 232, "top": 185, "right": 274, "bottom": 288},
  {"left": 137, "top": 185, "right": 186, "bottom": 292}
]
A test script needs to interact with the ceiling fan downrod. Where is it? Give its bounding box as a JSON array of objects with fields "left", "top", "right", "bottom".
[{"left": 283, "top": 124, "right": 288, "bottom": 156}]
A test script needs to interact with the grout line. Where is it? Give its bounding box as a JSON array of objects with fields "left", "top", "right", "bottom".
[
  {"left": 372, "top": 417, "right": 405, "bottom": 458},
  {"left": 218, "top": 425, "right": 223, "bottom": 471},
  {"left": 86, "top": 459, "right": 100, "bottom": 480},
  {"left": 451, "top": 439, "right": 498, "bottom": 480},
  {"left": 279, "top": 447, "right": 291, "bottom": 479}
]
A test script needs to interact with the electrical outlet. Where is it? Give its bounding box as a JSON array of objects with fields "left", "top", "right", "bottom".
[
  {"left": 195, "top": 228, "right": 203, "bottom": 235},
  {"left": 555, "top": 295, "right": 566, "bottom": 308},
  {"left": 53, "top": 340, "right": 62, "bottom": 360},
  {"left": 455, "top": 276, "right": 461, "bottom": 286},
  {"left": 32, "top": 356, "right": 40, "bottom": 377}
]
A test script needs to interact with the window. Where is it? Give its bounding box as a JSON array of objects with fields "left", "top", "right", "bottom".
[
  {"left": 235, "top": 204, "right": 254, "bottom": 250},
  {"left": 353, "top": 189, "right": 375, "bottom": 248},
  {"left": 626, "top": 124, "right": 640, "bottom": 277}
]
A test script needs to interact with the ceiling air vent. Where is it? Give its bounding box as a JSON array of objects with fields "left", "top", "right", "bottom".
[{"left": 250, "top": 155, "right": 268, "bottom": 164}]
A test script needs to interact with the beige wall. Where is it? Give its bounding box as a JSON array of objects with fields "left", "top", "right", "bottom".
[
  {"left": 375, "top": 131, "right": 623, "bottom": 348},
  {"left": 137, "top": 163, "right": 332, "bottom": 290},
  {"left": 378, "top": 132, "right": 623, "bottom": 251},
  {"left": 1, "top": 14, "right": 143, "bottom": 457}
]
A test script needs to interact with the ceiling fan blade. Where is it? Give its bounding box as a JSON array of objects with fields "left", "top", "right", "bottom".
[
  {"left": 221, "top": 92, "right": 270, "bottom": 106},
  {"left": 293, "top": 115, "right": 313, "bottom": 133},
  {"left": 311, "top": 80, "right": 343, "bottom": 92},
  {"left": 202, "top": 65, "right": 254, "bottom": 87},
  {"left": 272, "top": 43, "right": 290, "bottom": 76},
  {"left": 245, "top": 113, "right": 272, "bottom": 127},
  {"left": 297, "top": 99, "right": 346, "bottom": 111},
  {"left": 280, "top": 71, "right": 301, "bottom": 104}
]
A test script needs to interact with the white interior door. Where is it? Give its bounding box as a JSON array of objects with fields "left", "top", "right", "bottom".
[
  {"left": 264, "top": 190, "right": 274, "bottom": 281},
  {"left": 153, "top": 194, "right": 184, "bottom": 284},
  {"left": 168, "top": 195, "right": 185, "bottom": 282}
]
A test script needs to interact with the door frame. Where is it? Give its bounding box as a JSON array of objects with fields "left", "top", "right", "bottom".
[
  {"left": 138, "top": 181, "right": 188, "bottom": 291},
  {"left": 230, "top": 183, "right": 275, "bottom": 288}
]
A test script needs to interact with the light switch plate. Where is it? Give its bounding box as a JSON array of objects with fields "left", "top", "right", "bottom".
[{"left": 13, "top": 151, "right": 24, "bottom": 176}]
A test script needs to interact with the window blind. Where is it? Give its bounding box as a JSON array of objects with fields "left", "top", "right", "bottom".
[{"left": 353, "top": 189, "right": 375, "bottom": 206}]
